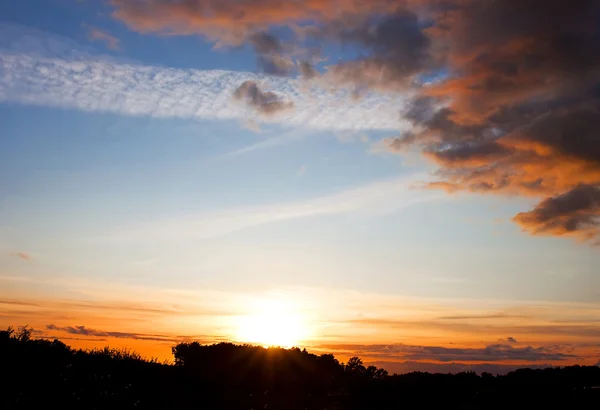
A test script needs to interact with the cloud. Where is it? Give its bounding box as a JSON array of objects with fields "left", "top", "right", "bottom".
[
  {"left": 99, "top": 174, "right": 437, "bottom": 242},
  {"left": 0, "top": 299, "right": 37, "bottom": 307},
  {"left": 373, "top": 2, "right": 600, "bottom": 243},
  {"left": 110, "top": 0, "right": 397, "bottom": 41},
  {"left": 248, "top": 32, "right": 294, "bottom": 76},
  {"left": 438, "top": 314, "right": 526, "bottom": 321},
  {"left": 512, "top": 185, "right": 600, "bottom": 242},
  {"left": 233, "top": 80, "right": 294, "bottom": 116},
  {"left": 0, "top": 23, "right": 410, "bottom": 132},
  {"left": 105, "top": 0, "right": 600, "bottom": 244},
  {"left": 10, "top": 252, "right": 31, "bottom": 261},
  {"left": 298, "top": 61, "right": 318, "bottom": 79},
  {"left": 323, "top": 342, "right": 576, "bottom": 363},
  {"left": 317, "top": 10, "right": 433, "bottom": 91},
  {"left": 83, "top": 24, "right": 121, "bottom": 50},
  {"left": 45, "top": 324, "right": 214, "bottom": 343},
  {"left": 370, "top": 360, "right": 554, "bottom": 376}
]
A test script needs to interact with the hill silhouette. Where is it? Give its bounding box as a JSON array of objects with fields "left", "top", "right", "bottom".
[{"left": 1, "top": 326, "right": 599, "bottom": 409}]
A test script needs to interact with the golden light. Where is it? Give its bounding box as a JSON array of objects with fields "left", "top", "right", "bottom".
[{"left": 235, "top": 297, "right": 308, "bottom": 348}]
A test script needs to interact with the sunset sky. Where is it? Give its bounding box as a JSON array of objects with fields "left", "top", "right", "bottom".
[{"left": 1, "top": 0, "right": 600, "bottom": 374}]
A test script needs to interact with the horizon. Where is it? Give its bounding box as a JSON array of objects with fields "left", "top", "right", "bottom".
[{"left": 1, "top": 0, "right": 600, "bottom": 377}]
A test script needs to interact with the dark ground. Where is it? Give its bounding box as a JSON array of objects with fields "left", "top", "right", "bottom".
[{"left": 1, "top": 327, "right": 599, "bottom": 409}]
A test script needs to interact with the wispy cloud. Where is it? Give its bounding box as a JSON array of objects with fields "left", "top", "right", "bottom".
[
  {"left": 0, "top": 23, "right": 410, "bottom": 132},
  {"left": 45, "top": 324, "right": 220, "bottom": 343},
  {"left": 96, "top": 174, "right": 438, "bottom": 242},
  {"left": 10, "top": 252, "right": 31, "bottom": 261},
  {"left": 83, "top": 24, "right": 121, "bottom": 51},
  {"left": 222, "top": 127, "right": 311, "bottom": 157}
]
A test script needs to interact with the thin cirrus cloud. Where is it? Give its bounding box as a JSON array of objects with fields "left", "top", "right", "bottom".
[
  {"left": 96, "top": 174, "right": 438, "bottom": 243},
  {"left": 0, "top": 23, "right": 410, "bottom": 132},
  {"left": 10, "top": 252, "right": 31, "bottom": 261}
]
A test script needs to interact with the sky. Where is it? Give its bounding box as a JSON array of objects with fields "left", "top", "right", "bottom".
[{"left": 1, "top": 0, "right": 600, "bottom": 374}]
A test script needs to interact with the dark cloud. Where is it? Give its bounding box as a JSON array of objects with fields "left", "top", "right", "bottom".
[
  {"left": 298, "top": 61, "right": 319, "bottom": 79},
  {"left": 323, "top": 342, "right": 575, "bottom": 363},
  {"left": 248, "top": 32, "right": 294, "bottom": 76},
  {"left": 233, "top": 80, "right": 294, "bottom": 115},
  {"left": 405, "top": 1, "right": 600, "bottom": 242},
  {"left": 513, "top": 185, "right": 600, "bottom": 242},
  {"left": 320, "top": 10, "right": 433, "bottom": 90},
  {"left": 45, "top": 324, "right": 219, "bottom": 344},
  {"left": 370, "top": 360, "right": 554, "bottom": 376}
]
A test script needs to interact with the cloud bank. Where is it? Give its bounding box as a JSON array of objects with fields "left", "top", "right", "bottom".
[{"left": 106, "top": 0, "right": 600, "bottom": 243}]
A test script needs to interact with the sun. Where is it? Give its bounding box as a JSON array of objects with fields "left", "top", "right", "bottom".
[{"left": 235, "top": 297, "right": 307, "bottom": 348}]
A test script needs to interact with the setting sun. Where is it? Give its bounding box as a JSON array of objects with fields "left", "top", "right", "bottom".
[{"left": 235, "top": 298, "right": 308, "bottom": 347}]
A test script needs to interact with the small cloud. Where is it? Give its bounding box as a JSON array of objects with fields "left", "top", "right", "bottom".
[
  {"left": 10, "top": 252, "right": 31, "bottom": 261},
  {"left": 233, "top": 80, "right": 294, "bottom": 116},
  {"left": 299, "top": 61, "right": 319, "bottom": 79},
  {"left": 83, "top": 24, "right": 121, "bottom": 51},
  {"left": 499, "top": 337, "right": 518, "bottom": 344}
]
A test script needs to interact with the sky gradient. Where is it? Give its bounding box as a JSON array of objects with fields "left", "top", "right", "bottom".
[{"left": 1, "top": 0, "right": 600, "bottom": 374}]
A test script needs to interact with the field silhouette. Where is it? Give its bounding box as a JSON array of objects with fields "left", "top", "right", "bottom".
[{"left": 1, "top": 326, "right": 599, "bottom": 409}]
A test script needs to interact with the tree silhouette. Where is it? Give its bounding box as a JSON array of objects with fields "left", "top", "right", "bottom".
[{"left": 1, "top": 326, "right": 600, "bottom": 409}]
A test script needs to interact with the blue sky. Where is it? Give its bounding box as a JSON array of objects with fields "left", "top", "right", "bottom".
[{"left": 1, "top": 0, "right": 600, "bottom": 370}]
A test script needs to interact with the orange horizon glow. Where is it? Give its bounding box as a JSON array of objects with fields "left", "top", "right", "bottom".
[{"left": 3, "top": 275, "right": 600, "bottom": 371}]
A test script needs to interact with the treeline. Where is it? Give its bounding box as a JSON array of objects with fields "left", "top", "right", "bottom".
[{"left": 1, "top": 326, "right": 599, "bottom": 409}]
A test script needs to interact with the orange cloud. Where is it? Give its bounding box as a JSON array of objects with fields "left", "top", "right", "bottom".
[
  {"left": 110, "top": 0, "right": 399, "bottom": 40},
  {"left": 84, "top": 24, "right": 121, "bottom": 50},
  {"left": 10, "top": 252, "right": 31, "bottom": 261}
]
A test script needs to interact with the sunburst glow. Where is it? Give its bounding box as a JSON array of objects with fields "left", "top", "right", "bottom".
[{"left": 235, "top": 297, "right": 308, "bottom": 347}]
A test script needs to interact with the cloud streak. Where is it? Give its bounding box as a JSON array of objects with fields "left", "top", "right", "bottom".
[
  {"left": 10, "top": 252, "right": 31, "bottom": 261},
  {"left": 99, "top": 174, "right": 437, "bottom": 242},
  {"left": 83, "top": 24, "right": 121, "bottom": 51},
  {"left": 0, "top": 23, "right": 410, "bottom": 132},
  {"left": 45, "top": 324, "right": 213, "bottom": 343},
  {"left": 321, "top": 342, "right": 575, "bottom": 362}
]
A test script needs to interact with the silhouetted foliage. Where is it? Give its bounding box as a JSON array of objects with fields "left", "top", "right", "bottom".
[{"left": 1, "top": 327, "right": 599, "bottom": 409}]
